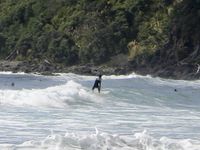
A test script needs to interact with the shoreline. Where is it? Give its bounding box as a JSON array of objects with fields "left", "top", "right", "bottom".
[
  {"left": 0, "top": 60, "right": 200, "bottom": 80},
  {"left": 0, "top": 60, "right": 133, "bottom": 76}
]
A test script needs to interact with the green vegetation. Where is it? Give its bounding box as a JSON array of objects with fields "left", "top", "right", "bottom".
[{"left": 0, "top": 0, "right": 199, "bottom": 67}]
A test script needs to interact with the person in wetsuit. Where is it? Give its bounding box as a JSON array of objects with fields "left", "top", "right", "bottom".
[{"left": 92, "top": 75, "right": 102, "bottom": 93}]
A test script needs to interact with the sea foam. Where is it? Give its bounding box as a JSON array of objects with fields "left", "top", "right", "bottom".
[{"left": 1, "top": 130, "right": 199, "bottom": 150}]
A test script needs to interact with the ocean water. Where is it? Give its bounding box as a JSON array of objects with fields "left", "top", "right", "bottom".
[{"left": 0, "top": 72, "right": 200, "bottom": 150}]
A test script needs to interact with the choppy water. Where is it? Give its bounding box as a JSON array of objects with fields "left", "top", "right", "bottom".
[{"left": 0, "top": 72, "right": 200, "bottom": 150}]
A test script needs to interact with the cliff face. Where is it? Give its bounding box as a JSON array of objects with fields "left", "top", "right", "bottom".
[
  {"left": 0, "top": 0, "right": 200, "bottom": 78},
  {"left": 158, "top": 0, "right": 200, "bottom": 63},
  {"left": 141, "top": 0, "right": 200, "bottom": 79}
]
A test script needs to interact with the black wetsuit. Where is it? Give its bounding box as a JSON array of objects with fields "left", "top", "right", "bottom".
[{"left": 92, "top": 78, "right": 101, "bottom": 93}]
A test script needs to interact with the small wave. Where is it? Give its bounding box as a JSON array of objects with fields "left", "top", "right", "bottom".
[
  {"left": 0, "top": 80, "right": 103, "bottom": 108},
  {"left": 56, "top": 72, "right": 152, "bottom": 81},
  {"left": 89, "top": 73, "right": 152, "bottom": 80}
]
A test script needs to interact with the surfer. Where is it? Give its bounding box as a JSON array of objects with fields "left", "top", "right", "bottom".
[
  {"left": 11, "top": 82, "right": 15, "bottom": 87},
  {"left": 92, "top": 74, "right": 102, "bottom": 93}
]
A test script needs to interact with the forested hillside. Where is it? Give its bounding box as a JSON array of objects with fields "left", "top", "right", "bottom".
[
  {"left": 0, "top": 0, "right": 200, "bottom": 78},
  {"left": 0, "top": 0, "right": 174, "bottom": 63}
]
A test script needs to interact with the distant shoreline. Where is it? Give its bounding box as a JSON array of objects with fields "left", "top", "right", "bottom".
[
  {"left": 0, "top": 60, "right": 133, "bottom": 76},
  {"left": 0, "top": 60, "right": 200, "bottom": 80}
]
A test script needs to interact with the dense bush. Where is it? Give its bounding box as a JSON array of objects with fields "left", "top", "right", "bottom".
[{"left": 0, "top": 0, "right": 198, "bottom": 66}]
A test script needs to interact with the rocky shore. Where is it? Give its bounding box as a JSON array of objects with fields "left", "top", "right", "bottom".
[
  {"left": 134, "top": 63, "right": 200, "bottom": 80},
  {"left": 0, "top": 60, "right": 132, "bottom": 76},
  {"left": 0, "top": 60, "right": 200, "bottom": 80}
]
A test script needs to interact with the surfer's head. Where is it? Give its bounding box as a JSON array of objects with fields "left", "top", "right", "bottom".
[{"left": 99, "top": 74, "right": 102, "bottom": 78}]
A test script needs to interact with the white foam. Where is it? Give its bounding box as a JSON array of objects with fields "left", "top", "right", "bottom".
[
  {"left": 1, "top": 130, "right": 200, "bottom": 150},
  {"left": 102, "top": 72, "right": 152, "bottom": 80},
  {"left": 0, "top": 71, "right": 26, "bottom": 75}
]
